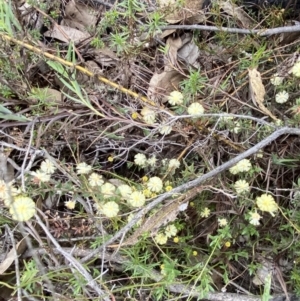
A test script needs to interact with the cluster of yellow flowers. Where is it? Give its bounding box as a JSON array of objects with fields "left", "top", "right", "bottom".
[
  {"left": 154, "top": 224, "right": 178, "bottom": 245},
  {"left": 134, "top": 153, "right": 159, "bottom": 168},
  {"left": 31, "top": 159, "right": 56, "bottom": 183},
  {"left": 0, "top": 180, "right": 35, "bottom": 222},
  {"left": 167, "top": 91, "right": 205, "bottom": 116},
  {"left": 270, "top": 60, "right": 300, "bottom": 105},
  {"left": 229, "top": 159, "right": 252, "bottom": 175},
  {"left": 244, "top": 194, "right": 277, "bottom": 227},
  {"left": 2, "top": 158, "right": 57, "bottom": 222}
]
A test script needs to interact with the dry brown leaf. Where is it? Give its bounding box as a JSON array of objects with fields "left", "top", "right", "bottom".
[
  {"left": 44, "top": 88, "right": 63, "bottom": 103},
  {"left": 93, "top": 47, "right": 119, "bottom": 67},
  {"left": 0, "top": 237, "right": 27, "bottom": 274},
  {"left": 166, "top": 36, "right": 183, "bottom": 67},
  {"left": 248, "top": 68, "right": 278, "bottom": 121},
  {"left": 44, "top": 25, "right": 90, "bottom": 43},
  {"left": 219, "top": 1, "right": 255, "bottom": 28},
  {"left": 178, "top": 39, "right": 200, "bottom": 68},
  {"left": 64, "top": 1, "right": 97, "bottom": 28},
  {"left": 160, "top": 29, "right": 177, "bottom": 39},
  {"left": 147, "top": 70, "right": 185, "bottom": 102},
  {"left": 163, "top": 0, "right": 206, "bottom": 24}
]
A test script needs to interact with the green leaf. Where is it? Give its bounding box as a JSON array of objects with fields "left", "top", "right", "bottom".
[{"left": 0, "top": 104, "right": 29, "bottom": 121}]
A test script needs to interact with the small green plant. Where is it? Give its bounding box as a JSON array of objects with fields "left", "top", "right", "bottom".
[
  {"left": 180, "top": 69, "right": 207, "bottom": 100},
  {"left": 27, "top": 87, "right": 58, "bottom": 114},
  {"left": 90, "top": 36, "right": 105, "bottom": 49},
  {"left": 118, "top": 0, "right": 145, "bottom": 18},
  {"left": 146, "top": 11, "right": 166, "bottom": 37},
  {"left": 20, "top": 260, "right": 40, "bottom": 294},
  {"left": 109, "top": 30, "right": 130, "bottom": 54}
]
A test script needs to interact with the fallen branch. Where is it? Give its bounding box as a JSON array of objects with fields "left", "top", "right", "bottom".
[{"left": 160, "top": 24, "right": 300, "bottom": 37}]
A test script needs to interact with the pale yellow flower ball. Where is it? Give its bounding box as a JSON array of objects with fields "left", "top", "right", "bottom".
[
  {"left": 142, "top": 176, "right": 148, "bottom": 183},
  {"left": 164, "top": 224, "right": 178, "bottom": 238},
  {"left": 141, "top": 107, "right": 156, "bottom": 125},
  {"left": 40, "top": 159, "right": 56, "bottom": 174},
  {"left": 270, "top": 74, "right": 284, "bottom": 86},
  {"left": 65, "top": 200, "right": 76, "bottom": 210},
  {"left": 128, "top": 191, "right": 146, "bottom": 207},
  {"left": 200, "top": 207, "right": 211, "bottom": 218},
  {"left": 249, "top": 211, "right": 262, "bottom": 226},
  {"left": 168, "top": 159, "right": 180, "bottom": 170},
  {"left": 31, "top": 170, "right": 51, "bottom": 183},
  {"left": 88, "top": 173, "right": 104, "bottom": 187},
  {"left": 101, "top": 201, "right": 119, "bottom": 218},
  {"left": 147, "top": 176, "right": 163, "bottom": 193},
  {"left": 101, "top": 182, "right": 116, "bottom": 199},
  {"left": 256, "top": 194, "right": 278, "bottom": 216},
  {"left": 275, "top": 91, "right": 289, "bottom": 104},
  {"left": 167, "top": 91, "right": 184, "bottom": 106},
  {"left": 131, "top": 112, "right": 138, "bottom": 119},
  {"left": 143, "top": 189, "right": 152, "bottom": 198},
  {"left": 173, "top": 236, "right": 179, "bottom": 243},
  {"left": 187, "top": 102, "right": 205, "bottom": 115},
  {"left": 76, "top": 162, "right": 92, "bottom": 174},
  {"left": 117, "top": 184, "right": 133, "bottom": 199},
  {"left": 234, "top": 180, "right": 250, "bottom": 194},
  {"left": 3, "top": 185, "right": 21, "bottom": 207},
  {"left": 0, "top": 180, "right": 13, "bottom": 203},
  {"left": 292, "top": 62, "right": 300, "bottom": 77},
  {"left": 224, "top": 241, "right": 231, "bottom": 248},
  {"left": 134, "top": 153, "right": 147, "bottom": 167},
  {"left": 229, "top": 159, "right": 251, "bottom": 174},
  {"left": 147, "top": 155, "right": 157, "bottom": 167},
  {"left": 159, "top": 125, "right": 172, "bottom": 135},
  {"left": 9, "top": 196, "right": 36, "bottom": 222},
  {"left": 155, "top": 233, "right": 168, "bottom": 245},
  {"left": 165, "top": 185, "right": 173, "bottom": 192},
  {"left": 218, "top": 218, "right": 228, "bottom": 227}
]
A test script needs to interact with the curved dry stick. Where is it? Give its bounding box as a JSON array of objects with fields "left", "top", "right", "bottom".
[
  {"left": 81, "top": 126, "right": 300, "bottom": 263},
  {"left": 160, "top": 24, "right": 300, "bottom": 37}
]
